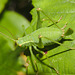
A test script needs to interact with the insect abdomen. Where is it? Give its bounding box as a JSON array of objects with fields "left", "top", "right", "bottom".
[
  {"left": 32, "top": 27, "right": 63, "bottom": 45},
  {"left": 16, "top": 27, "right": 63, "bottom": 46}
]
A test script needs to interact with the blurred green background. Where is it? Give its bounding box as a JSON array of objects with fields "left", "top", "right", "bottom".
[{"left": 0, "top": 0, "right": 75, "bottom": 75}]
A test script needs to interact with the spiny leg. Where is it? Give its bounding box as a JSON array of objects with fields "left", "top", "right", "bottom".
[
  {"left": 61, "top": 22, "right": 67, "bottom": 36},
  {"left": 32, "top": 45, "right": 59, "bottom": 75},
  {"left": 37, "top": 8, "right": 72, "bottom": 35},
  {"left": 48, "top": 16, "right": 63, "bottom": 27},
  {"left": 29, "top": 46, "right": 38, "bottom": 75},
  {"left": 37, "top": 8, "right": 61, "bottom": 29},
  {"left": 61, "top": 22, "right": 73, "bottom": 37},
  {"left": 42, "top": 16, "right": 62, "bottom": 23},
  {"left": 57, "top": 16, "right": 63, "bottom": 23}
]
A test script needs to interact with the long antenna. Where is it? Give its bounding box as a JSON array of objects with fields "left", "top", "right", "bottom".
[
  {"left": 0, "top": 25, "right": 15, "bottom": 39},
  {"left": 0, "top": 32, "right": 16, "bottom": 42}
]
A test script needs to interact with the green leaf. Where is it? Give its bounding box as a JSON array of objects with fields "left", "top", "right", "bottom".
[
  {"left": 0, "top": 37, "right": 24, "bottom": 75},
  {"left": 0, "top": 11, "right": 32, "bottom": 75},
  {"left": 0, "top": 11, "right": 32, "bottom": 38},
  {"left": 0, "top": 0, "right": 8, "bottom": 13},
  {"left": 0, "top": 0, "right": 75, "bottom": 75},
  {"left": 29, "top": 0, "right": 75, "bottom": 74},
  {"left": 0, "top": 11, "right": 32, "bottom": 50},
  {"left": 31, "top": 0, "right": 75, "bottom": 33}
]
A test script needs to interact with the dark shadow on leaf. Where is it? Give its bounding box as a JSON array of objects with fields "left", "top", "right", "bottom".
[
  {"left": 33, "top": 53, "right": 57, "bottom": 73},
  {"left": 42, "top": 49, "right": 72, "bottom": 61},
  {"left": 22, "top": 47, "right": 57, "bottom": 73}
]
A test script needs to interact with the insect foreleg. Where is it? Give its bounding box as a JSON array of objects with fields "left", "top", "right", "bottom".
[
  {"left": 48, "top": 16, "right": 63, "bottom": 27},
  {"left": 37, "top": 8, "right": 61, "bottom": 29}
]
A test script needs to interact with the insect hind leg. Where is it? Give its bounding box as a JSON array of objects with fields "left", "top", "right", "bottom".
[
  {"left": 32, "top": 45, "right": 59, "bottom": 75},
  {"left": 48, "top": 16, "right": 63, "bottom": 27},
  {"left": 61, "top": 22, "right": 67, "bottom": 37}
]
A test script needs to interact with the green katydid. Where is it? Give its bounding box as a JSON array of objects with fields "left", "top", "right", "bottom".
[{"left": 0, "top": 8, "right": 74, "bottom": 75}]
